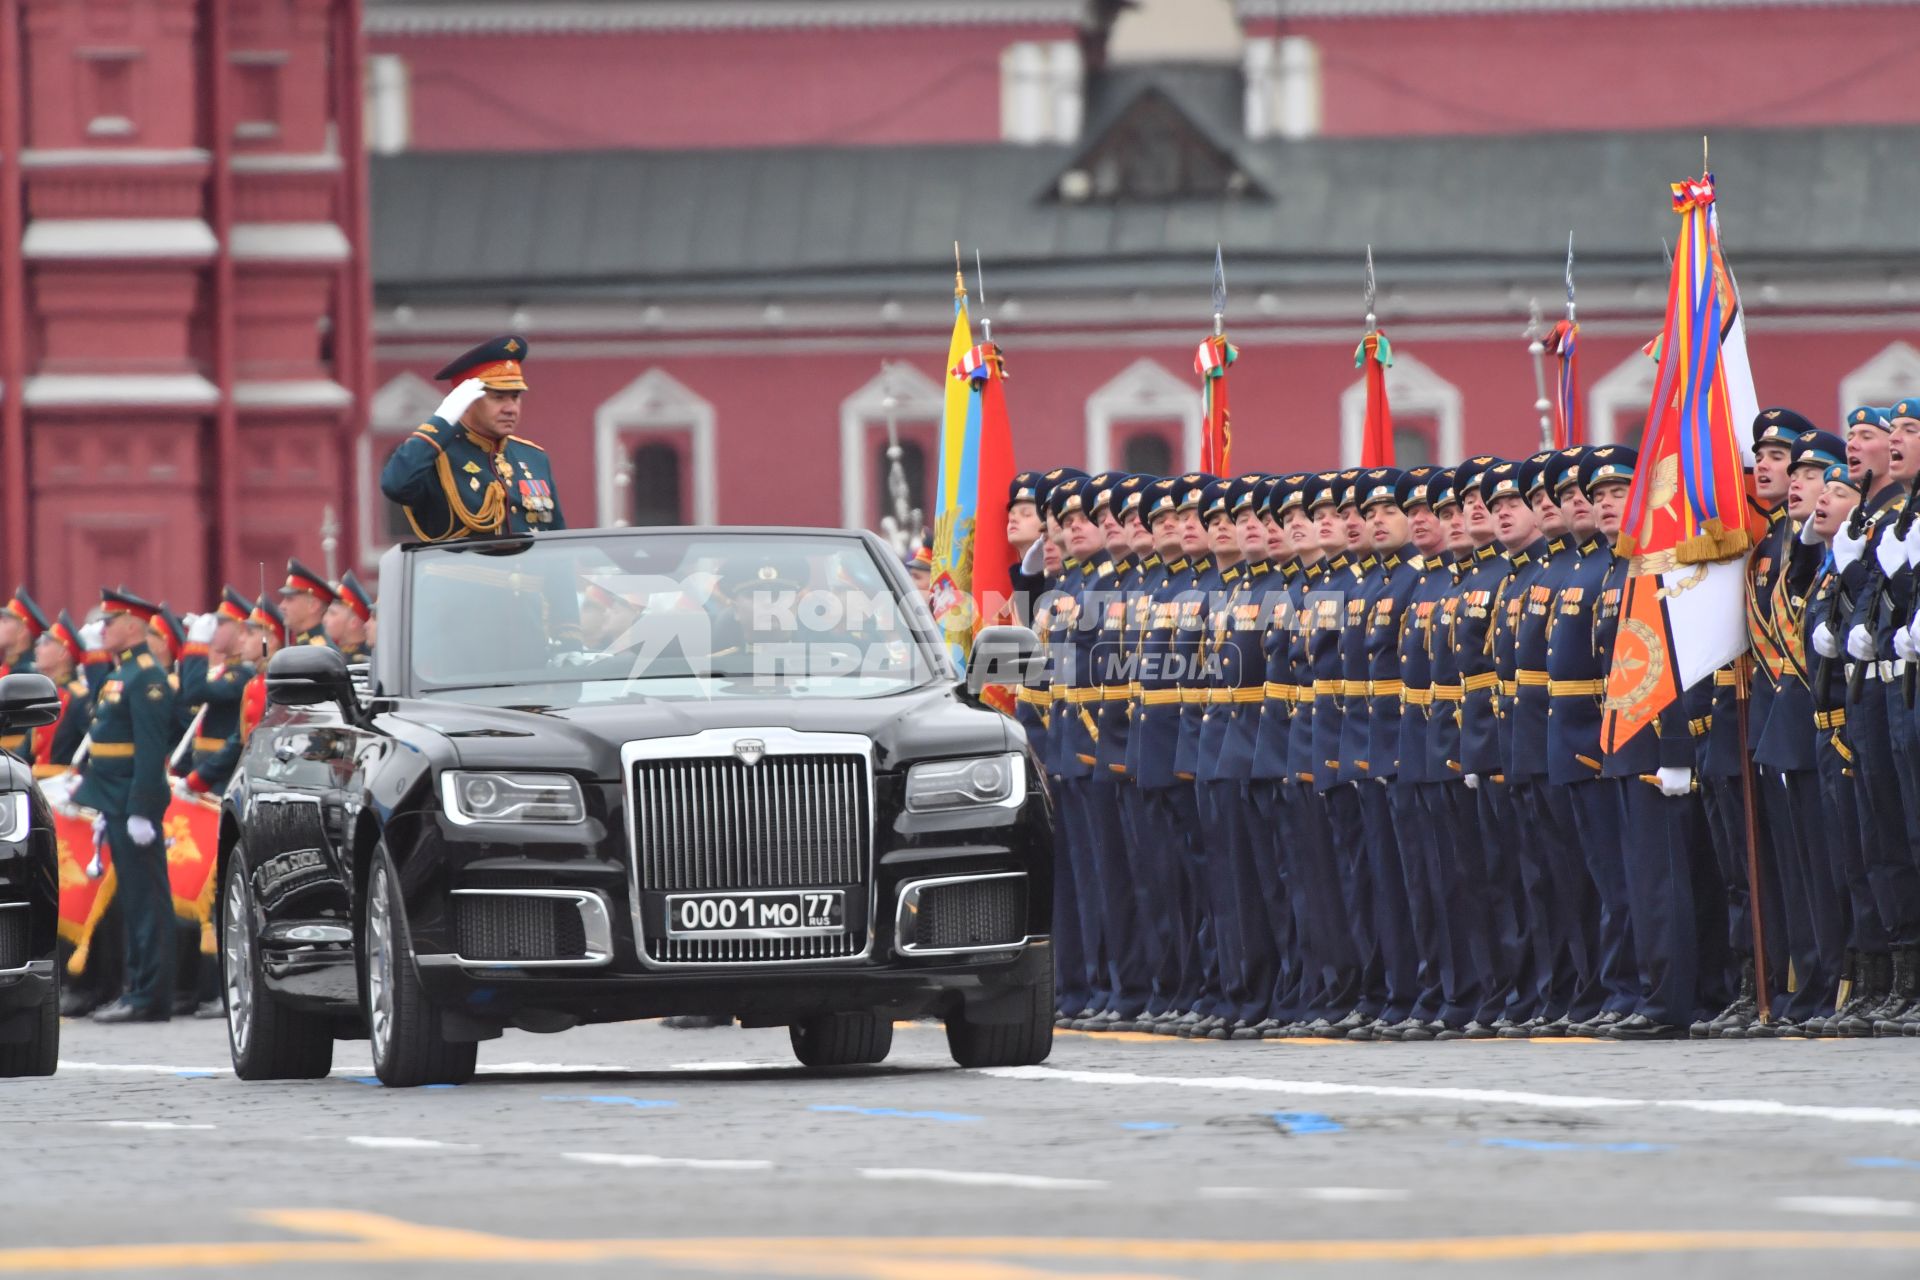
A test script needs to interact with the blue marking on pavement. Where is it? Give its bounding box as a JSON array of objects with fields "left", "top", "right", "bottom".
[
  {"left": 1852, "top": 1157, "right": 1920, "bottom": 1170},
  {"left": 811, "top": 1104, "right": 981, "bottom": 1124},
  {"left": 1482, "top": 1138, "right": 1669, "bottom": 1154},
  {"left": 346, "top": 1076, "right": 381, "bottom": 1086},
  {"left": 174, "top": 1071, "right": 216, "bottom": 1079},
  {"left": 542, "top": 1095, "right": 678, "bottom": 1109},
  {"left": 1270, "top": 1112, "right": 1343, "bottom": 1135},
  {"left": 1118, "top": 1121, "right": 1177, "bottom": 1132}
]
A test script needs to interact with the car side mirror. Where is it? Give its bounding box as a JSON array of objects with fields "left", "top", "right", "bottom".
[
  {"left": 0, "top": 673, "right": 61, "bottom": 732},
  {"left": 965, "top": 625, "right": 1040, "bottom": 700},
  {"left": 267, "top": 645, "right": 357, "bottom": 710}
]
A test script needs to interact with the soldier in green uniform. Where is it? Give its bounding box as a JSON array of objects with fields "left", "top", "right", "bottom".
[
  {"left": 379, "top": 335, "right": 565, "bottom": 540},
  {"left": 0, "top": 587, "right": 46, "bottom": 676},
  {"left": 181, "top": 588, "right": 255, "bottom": 798},
  {"left": 278, "top": 559, "right": 336, "bottom": 648},
  {"left": 73, "top": 589, "right": 177, "bottom": 1024},
  {"left": 326, "top": 571, "right": 374, "bottom": 661}
]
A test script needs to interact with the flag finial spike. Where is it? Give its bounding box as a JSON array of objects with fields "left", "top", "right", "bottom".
[
  {"left": 1211, "top": 244, "right": 1227, "bottom": 336},
  {"left": 1565, "top": 231, "right": 1577, "bottom": 324},
  {"left": 953, "top": 241, "right": 964, "bottom": 300},
  {"left": 974, "top": 248, "right": 990, "bottom": 342},
  {"left": 1703, "top": 134, "right": 1710, "bottom": 172},
  {"left": 1524, "top": 298, "right": 1553, "bottom": 451},
  {"left": 1363, "top": 245, "right": 1377, "bottom": 334}
]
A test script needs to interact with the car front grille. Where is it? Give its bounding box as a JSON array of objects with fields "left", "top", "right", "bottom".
[
  {"left": 453, "top": 894, "right": 590, "bottom": 962},
  {"left": 0, "top": 907, "right": 26, "bottom": 971},
  {"left": 630, "top": 750, "right": 871, "bottom": 965},
  {"left": 910, "top": 877, "right": 1026, "bottom": 952}
]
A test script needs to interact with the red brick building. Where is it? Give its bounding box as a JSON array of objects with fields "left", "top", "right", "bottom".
[{"left": 6, "top": 0, "right": 1920, "bottom": 607}]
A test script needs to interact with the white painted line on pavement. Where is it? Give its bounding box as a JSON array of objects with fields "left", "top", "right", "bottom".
[
  {"left": 1778, "top": 1196, "right": 1920, "bottom": 1218},
  {"left": 1299, "top": 1187, "right": 1413, "bottom": 1203},
  {"left": 980, "top": 1065, "right": 1920, "bottom": 1129},
  {"left": 857, "top": 1168, "right": 1108, "bottom": 1191},
  {"left": 96, "top": 1120, "right": 216, "bottom": 1131},
  {"left": 61, "top": 1062, "right": 231, "bottom": 1074},
  {"left": 565, "top": 1152, "right": 776, "bottom": 1172},
  {"left": 343, "top": 1136, "right": 481, "bottom": 1151}
]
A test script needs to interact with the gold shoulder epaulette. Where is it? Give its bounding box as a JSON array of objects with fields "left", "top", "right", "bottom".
[
  {"left": 136, "top": 653, "right": 155, "bottom": 670},
  {"left": 508, "top": 435, "right": 546, "bottom": 453}
]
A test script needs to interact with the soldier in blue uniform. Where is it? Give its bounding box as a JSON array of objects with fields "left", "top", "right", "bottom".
[
  {"left": 1872, "top": 396, "right": 1920, "bottom": 1031},
  {"left": 380, "top": 335, "right": 566, "bottom": 540},
  {"left": 74, "top": 589, "right": 178, "bottom": 1024}
]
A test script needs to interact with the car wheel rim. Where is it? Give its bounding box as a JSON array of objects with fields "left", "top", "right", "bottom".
[
  {"left": 366, "top": 861, "right": 394, "bottom": 1063},
  {"left": 224, "top": 863, "right": 252, "bottom": 1057}
]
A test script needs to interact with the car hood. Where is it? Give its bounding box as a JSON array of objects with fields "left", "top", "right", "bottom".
[{"left": 387, "top": 682, "right": 1014, "bottom": 778}]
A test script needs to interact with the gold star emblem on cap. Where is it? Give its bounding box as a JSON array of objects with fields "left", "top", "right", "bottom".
[{"left": 504, "top": 339, "right": 520, "bottom": 354}]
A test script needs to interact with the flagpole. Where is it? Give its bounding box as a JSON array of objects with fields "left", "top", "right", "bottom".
[{"left": 1524, "top": 298, "right": 1553, "bottom": 452}]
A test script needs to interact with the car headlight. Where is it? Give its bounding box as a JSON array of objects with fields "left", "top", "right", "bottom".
[
  {"left": 904, "top": 753, "right": 1025, "bottom": 813},
  {"left": 0, "top": 792, "right": 26, "bottom": 843},
  {"left": 441, "top": 771, "right": 586, "bottom": 825}
]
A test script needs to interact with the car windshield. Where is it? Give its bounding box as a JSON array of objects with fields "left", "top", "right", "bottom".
[{"left": 404, "top": 531, "right": 950, "bottom": 707}]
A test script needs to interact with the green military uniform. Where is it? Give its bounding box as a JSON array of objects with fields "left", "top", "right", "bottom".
[{"left": 72, "top": 590, "right": 177, "bottom": 1020}]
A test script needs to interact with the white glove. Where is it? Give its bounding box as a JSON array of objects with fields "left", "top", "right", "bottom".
[
  {"left": 1656, "top": 766, "right": 1693, "bottom": 797},
  {"left": 1899, "top": 625, "right": 1919, "bottom": 664},
  {"left": 432, "top": 377, "right": 487, "bottom": 426},
  {"left": 1832, "top": 522, "right": 1867, "bottom": 571},
  {"left": 1905, "top": 520, "right": 1920, "bottom": 563},
  {"left": 79, "top": 620, "right": 104, "bottom": 652},
  {"left": 187, "top": 612, "right": 218, "bottom": 644},
  {"left": 1878, "top": 533, "right": 1909, "bottom": 576},
  {"left": 1798, "top": 517, "right": 1823, "bottom": 547},
  {"left": 1847, "top": 623, "right": 1876, "bottom": 661},
  {"left": 127, "top": 815, "right": 156, "bottom": 845},
  {"left": 1813, "top": 622, "right": 1839, "bottom": 659},
  {"left": 1463, "top": 773, "right": 1481, "bottom": 791},
  {"left": 91, "top": 815, "right": 106, "bottom": 843}
]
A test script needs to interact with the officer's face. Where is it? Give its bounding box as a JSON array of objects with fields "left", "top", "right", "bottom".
[
  {"left": 1282, "top": 507, "right": 1317, "bottom": 558},
  {"left": 1591, "top": 481, "right": 1631, "bottom": 538},
  {"left": 1463, "top": 490, "right": 1496, "bottom": 544},
  {"left": 1557, "top": 485, "right": 1596, "bottom": 536},
  {"left": 1124, "top": 511, "right": 1153, "bottom": 555},
  {"left": 1261, "top": 514, "right": 1289, "bottom": 560},
  {"left": 1813, "top": 481, "right": 1860, "bottom": 539},
  {"left": 1753, "top": 442, "right": 1793, "bottom": 502},
  {"left": 1890, "top": 418, "right": 1920, "bottom": 482},
  {"left": 1150, "top": 512, "right": 1183, "bottom": 560},
  {"left": 32, "top": 634, "right": 69, "bottom": 678},
  {"left": 1043, "top": 539, "right": 1063, "bottom": 574},
  {"left": 282, "top": 590, "right": 324, "bottom": 633},
  {"left": 1311, "top": 503, "right": 1343, "bottom": 553},
  {"left": 1527, "top": 489, "right": 1566, "bottom": 536},
  {"left": 1407, "top": 503, "right": 1443, "bottom": 554},
  {"left": 102, "top": 612, "right": 145, "bottom": 654},
  {"left": 1235, "top": 509, "right": 1267, "bottom": 559},
  {"left": 1006, "top": 501, "right": 1041, "bottom": 549},
  {"left": 1177, "top": 509, "right": 1206, "bottom": 556},
  {"left": 1787, "top": 463, "right": 1826, "bottom": 521},
  {"left": 1061, "top": 512, "right": 1102, "bottom": 560},
  {"left": 1341, "top": 505, "right": 1366, "bottom": 549},
  {"left": 1097, "top": 507, "right": 1129, "bottom": 555},
  {"left": 465, "top": 388, "right": 522, "bottom": 441},
  {"left": 1364, "top": 502, "right": 1409, "bottom": 551},
  {"left": 1491, "top": 493, "right": 1537, "bottom": 546},
  {"left": 1206, "top": 513, "right": 1239, "bottom": 558},
  {"left": 1848, "top": 424, "right": 1892, "bottom": 486}
]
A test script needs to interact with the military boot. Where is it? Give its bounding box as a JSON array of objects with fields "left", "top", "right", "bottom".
[
  {"left": 1831, "top": 952, "right": 1889, "bottom": 1037},
  {"left": 1704, "top": 968, "right": 1757, "bottom": 1039},
  {"left": 1873, "top": 949, "right": 1919, "bottom": 1036}
]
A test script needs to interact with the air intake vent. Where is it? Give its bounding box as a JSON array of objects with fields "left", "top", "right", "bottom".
[
  {"left": 453, "top": 894, "right": 589, "bottom": 962},
  {"left": 0, "top": 907, "right": 28, "bottom": 971},
  {"left": 907, "top": 876, "right": 1025, "bottom": 953}
]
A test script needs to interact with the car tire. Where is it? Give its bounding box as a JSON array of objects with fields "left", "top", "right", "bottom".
[
  {"left": 789, "top": 1011, "right": 893, "bottom": 1068},
  {"left": 223, "top": 847, "right": 333, "bottom": 1081},
  {"left": 362, "top": 845, "right": 476, "bottom": 1088},
  {"left": 945, "top": 967, "right": 1055, "bottom": 1068},
  {"left": 0, "top": 965, "right": 59, "bottom": 1078}
]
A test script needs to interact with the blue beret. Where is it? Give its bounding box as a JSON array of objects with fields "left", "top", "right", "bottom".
[
  {"left": 1847, "top": 406, "right": 1892, "bottom": 433},
  {"left": 1791, "top": 429, "right": 1846, "bottom": 473},
  {"left": 1579, "top": 445, "right": 1638, "bottom": 494},
  {"left": 1825, "top": 462, "right": 1860, "bottom": 491},
  {"left": 1753, "top": 407, "right": 1816, "bottom": 450},
  {"left": 1893, "top": 398, "right": 1920, "bottom": 422}
]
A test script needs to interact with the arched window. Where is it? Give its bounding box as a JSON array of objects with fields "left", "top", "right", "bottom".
[
  {"left": 873, "top": 439, "right": 929, "bottom": 534},
  {"left": 1392, "top": 421, "right": 1435, "bottom": 468},
  {"left": 1122, "top": 431, "right": 1173, "bottom": 476},
  {"left": 630, "top": 441, "right": 686, "bottom": 526}
]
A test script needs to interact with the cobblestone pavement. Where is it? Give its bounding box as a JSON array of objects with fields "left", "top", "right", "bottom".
[{"left": 7, "top": 1018, "right": 1920, "bottom": 1277}]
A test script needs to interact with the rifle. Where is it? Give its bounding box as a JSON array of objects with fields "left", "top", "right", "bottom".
[
  {"left": 1898, "top": 471, "right": 1920, "bottom": 708},
  {"left": 1846, "top": 470, "right": 1874, "bottom": 706}
]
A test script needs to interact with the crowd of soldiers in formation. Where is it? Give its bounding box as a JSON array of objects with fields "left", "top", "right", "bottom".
[
  {"left": 0, "top": 563, "right": 372, "bottom": 1022},
  {"left": 1005, "top": 401, "right": 1920, "bottom": 1042}
]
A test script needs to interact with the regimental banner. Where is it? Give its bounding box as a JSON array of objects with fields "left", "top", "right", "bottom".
[{"left": 40, "top": 770, "right": 220, "bottom": 974}]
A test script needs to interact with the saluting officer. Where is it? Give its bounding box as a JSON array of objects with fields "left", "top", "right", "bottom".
[
  {"left": 380, "top": 335, "right": 565, "bottom": 540},
  {"left": 73, "top": 589, "right": 177, "bottom": 1024}
]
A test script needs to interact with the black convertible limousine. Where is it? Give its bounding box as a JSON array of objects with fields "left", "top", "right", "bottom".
[{"left": 220, "top": 527, "right": 1054, "bottom": 1086}]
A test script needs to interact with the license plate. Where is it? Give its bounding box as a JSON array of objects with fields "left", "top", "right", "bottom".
[{"left": 665, "top": 889, "right": 845, "bottom": 938}]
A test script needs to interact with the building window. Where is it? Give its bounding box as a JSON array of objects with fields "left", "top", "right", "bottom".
[
  {"left": 365, "top": 53, "right": 411, "bottom": 155},
  {"left": 1001, "top": 40, "right": 1081, "bottom": 145},
  {"left": 232, "top": 53, "right": 286, "bottom": 140},
  {"left": 1121, "top": 430, "right": 1174, "bottom": 476},
  {"left": 629, "top": 441, "right": 686, "bottom": 526},
  {"left": 80, "top": 49, "right": 139, "bottom": 138},
  {"left": 873, "top": 438, "right": 929, "bottom": 535},
  {"left": 1393, "top": 421, "right": 1435, "bottom": 468},
  {"left": 1083, "top": 358, "right": 1202, "bottom": 473}
]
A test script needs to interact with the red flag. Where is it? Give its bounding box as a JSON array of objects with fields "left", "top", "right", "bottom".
[
  {"left": 1195, "top": 335, "right": 1236, "bottom": 474},
  {"left": 1355, "top": 331, "right": 1394, "bottom": 467}
]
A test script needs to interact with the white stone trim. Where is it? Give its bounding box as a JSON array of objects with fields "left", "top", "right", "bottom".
[
  {"left": 1238, "top": 0, "right": 1875, "bottom": 15},
  {"left": 1084, "top": 358, "right": 1201, "bottom": 474},
  {"left": 1339, "top": 349, "right": 1462, "bottom": 466},
  {"left": 19, "top": 147, "right": 209, "bottom": 167},
  {"left": 366, "top": 1, "right": 1081, "bottom": 34},
  {"left": 230, "top": 222, "right": 352, "bottom": 262},
  {"left": 594, "top": 369, "right": 718, "bottom": 527},
  {"left": 21, "top": 218, "right": 217, "bottom": 259},
  {"left": 234, "top": 380, "right": 354, "bottom": 409},
  {"left": 1838, "top": 340, "right": 1920, "bottom": 427},
  {"left": 839, "top": 362, "right": 943, "bottom": 531},
  {"left": 357, "top": 371, "right": 444, "bottom": 567},
  {"left": 1586, "top": 348, "right": 1658, "bottom": 447},
  {"left": 23, "top": 373, "right": 219, "bottom": 407},
  {"left": 231, "top": 151, "right": 342, "bottom": 173}
]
